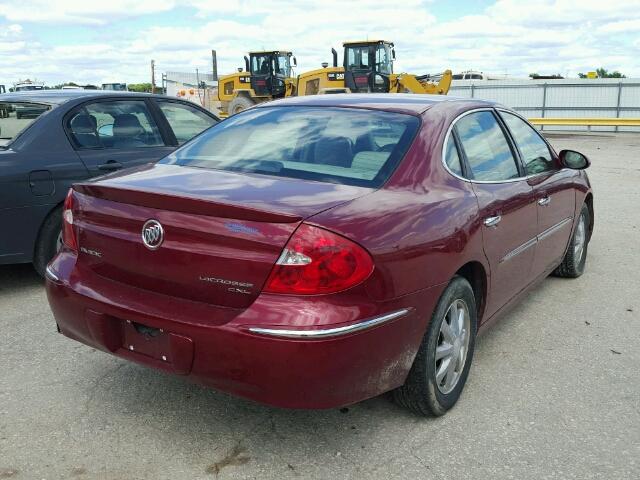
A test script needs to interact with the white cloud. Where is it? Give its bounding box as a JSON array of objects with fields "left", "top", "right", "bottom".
[
  {"left": 1, "top": 0, "right": 176, "bottom": 24},
  {"left": 0, "top": 0, "right": 638, "bottom": 88}
]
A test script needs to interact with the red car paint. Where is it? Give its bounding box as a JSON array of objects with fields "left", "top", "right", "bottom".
[{"left": 46, "top": 94, "right": 592, "bottom": 409}]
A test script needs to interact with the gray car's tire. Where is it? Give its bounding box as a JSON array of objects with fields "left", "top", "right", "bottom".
[
  {"left": 553, "top": 203, "right": 590, "bottom": 278},
  {"left": 33, "top": 206, "right": 63, "bottom": 277},
  {"left": 394, "top": 276, "right": 477, "bottom": 416},
  {"left": 229, "top": 96, "right": 255, "bottom": 115}
]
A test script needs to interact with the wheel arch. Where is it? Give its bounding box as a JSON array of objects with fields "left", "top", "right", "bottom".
[
  {"left": 33, "top": 200, "right": 64, "bottom": 256},
  {"left": 454, "top": 261, "right": 488, "bottom": 324},
  {"left": 583, "top": 192, "right": 594, "bottom": 241}
]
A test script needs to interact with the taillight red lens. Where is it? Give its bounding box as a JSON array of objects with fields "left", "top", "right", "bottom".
[
  {"left": 62, "top": 188, "right": 77, "bottom": 252},
  {"left": 264, "top": 224, "right": 374, "bottom": 295}
]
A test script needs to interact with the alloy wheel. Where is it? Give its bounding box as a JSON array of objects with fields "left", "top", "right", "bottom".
[
  {"left": 435, "top": 299, "right": 471, "bottom": 394},
  {"left": 573, "top": 213, "right": 586, "bottom": 262},
  {"left": 55, "top": 231, "right": 63, "bottom": 253}
]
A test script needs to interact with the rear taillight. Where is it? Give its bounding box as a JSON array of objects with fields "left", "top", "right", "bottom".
[
  {"left": 62, "top": 188, "right": 77, "bottom": 252},
  {"left": 264, "top": 224, "right": 373, "bottom": 295}
]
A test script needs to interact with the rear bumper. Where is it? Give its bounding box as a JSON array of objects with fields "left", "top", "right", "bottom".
[{"left": 46, "top": 252, "right": 442, "bottom": 409}]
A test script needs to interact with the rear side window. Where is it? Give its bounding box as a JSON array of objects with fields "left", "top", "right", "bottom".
[
  {"left": 455, "top": 111, "right": 519, "bottom": 181},
  {"left": 500, "top": 111, "right": 556, "bottom": 175},
  {"left": 0, "top": 102, "right": 50, "bottom": 147},
  {"left": 161, "top": 106, "right": 420, "bottom": 188},
  {"left": 67, "top": 100, "right": 163, "bottom": 149},
  {"left": 156, "top": 101, "right": 217, "bottom": 145},
  {"left": 444, "top": 138, "right": 463, "bottom": 176}
]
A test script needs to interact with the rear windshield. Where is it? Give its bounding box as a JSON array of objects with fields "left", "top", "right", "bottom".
[
  {"left": 0, "top": 102, "right": 50, "bottom": 147},
  {"left": 161, "top": 106, "right": 420, "bottom": 188}
]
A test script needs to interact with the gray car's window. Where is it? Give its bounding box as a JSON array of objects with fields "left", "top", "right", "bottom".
[
  {"left": 162, "top": 106, "right": 420, "bottom": 188},
  {"left": 68, "top": 100, "right": 163, "bottom": 149},
  {"left": 500, "top": 111, "right": 556, "bottom": 175},
  {"left": 157, "top": 101, "right": 216, "bottom": 145},
  {"left": 0, "top": 102, "right": 50, "bottom": 147},
  {"left": 455, "top": 111, "right": 519, "bottom": 181}
]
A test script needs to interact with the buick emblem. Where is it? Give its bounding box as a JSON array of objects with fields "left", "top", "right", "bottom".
[{"left": 142, "top": 219, "right": 164, "bottom": 250}]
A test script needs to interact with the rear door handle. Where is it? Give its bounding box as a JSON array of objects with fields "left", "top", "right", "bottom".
[
  {"left": 484, "top": 215, "right": 502, "bottom": 227},
  {"left": 97, "top": 161, "right": 123, "bottom": 171},
  {"left": 538, "top": 196, "right": 551, "bottom": 206}
]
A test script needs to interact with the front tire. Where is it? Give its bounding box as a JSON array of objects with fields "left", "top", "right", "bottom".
[
  {"left": 33, "top": 207, "right": 63, "bottom": 277},
  {"left": 394, "top": 276, "right": 477, "bottom": 416},
  {"left": 553, "top": 203, "right": 590, "bottom": 278},
  {"left": 229, "top": 95, "right": 255, "bottom": 115}
]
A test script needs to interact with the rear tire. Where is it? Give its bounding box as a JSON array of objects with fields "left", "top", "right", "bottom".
[
  {"left": 394, "top": 276, "right": 477, "bottom": 416},
  {"left": 33, "top": 207, "right": 63, "bottom": 277},
  {"left": 229, "top": 96, "right": 255, "bottom": 115},
  {"left": 553, "top": 203, "right": 590, "bottom": 278}
]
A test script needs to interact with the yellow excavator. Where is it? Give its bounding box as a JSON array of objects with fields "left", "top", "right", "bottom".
[
  {"left": 217, "top": 41, "right": 452, "bottom": 116},
  {"left": 217, "top": 50, "right": 297, "bottom": 116},
  {"left": 297, "top": 40, "right": 451, "bottom": 96}
]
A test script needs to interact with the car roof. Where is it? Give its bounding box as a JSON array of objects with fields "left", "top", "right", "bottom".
[
  {"left": 261, "top": 93, "right": 500, "bottom": 115},
  {"left": 0, "top": 90, "right": 160, "bottom": 106}
]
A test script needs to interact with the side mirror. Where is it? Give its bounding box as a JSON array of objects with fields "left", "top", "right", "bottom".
[
  {"left": 559, "top": 149, "right": 590, "bottom": 169},
  {"left": 292, "top": 56, "right": 297, "bottom": 67},
  {"left": 392, "top": 49, "right": 396, "bottom": 60}
]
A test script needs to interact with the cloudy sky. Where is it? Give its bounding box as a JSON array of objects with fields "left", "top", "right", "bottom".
[{"left": 1, "top": 0, "right": 639, "bottom": 88}]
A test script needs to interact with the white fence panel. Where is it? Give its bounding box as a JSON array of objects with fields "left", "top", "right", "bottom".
[{"left": 450, "top": 78, "right": 640, "bottom": 132}]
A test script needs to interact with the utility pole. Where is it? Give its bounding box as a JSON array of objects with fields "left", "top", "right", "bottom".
[
  {"left": 151, "top": 59, "right": 156, "bottom": 94},
  {"left": 211, "top": 50, "right": 218, "bottom": 81}
]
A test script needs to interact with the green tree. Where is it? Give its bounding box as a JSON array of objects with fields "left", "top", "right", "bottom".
[
  {"left": 49, "top": 82, "right": 80, "bottom": 89},
  {"left": 530, "top": 73, "right": 564, "bottom": 79},
  {"left": 127, "top": 83, "right": 153, "bottom": 92},
  {"left": 578, "top": 68, "right": 626, "bottom": 78}
]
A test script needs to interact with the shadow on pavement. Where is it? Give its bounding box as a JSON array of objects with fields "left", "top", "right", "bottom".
[{"left": 0, "top": 263, "right": 43, "bottom": 292}]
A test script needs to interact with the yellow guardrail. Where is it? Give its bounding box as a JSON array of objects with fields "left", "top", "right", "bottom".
[{"left": 528, "top": 118, "right": 640, "bottom": 127}]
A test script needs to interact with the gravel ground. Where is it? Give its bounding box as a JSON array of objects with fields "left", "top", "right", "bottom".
[{"left": 0, "top": 133, "right": 638, "bottom": 480}]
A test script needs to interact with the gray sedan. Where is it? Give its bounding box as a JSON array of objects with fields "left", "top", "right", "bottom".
[{"left": 0, "top": 90, "right": 218, "bottom": 275}]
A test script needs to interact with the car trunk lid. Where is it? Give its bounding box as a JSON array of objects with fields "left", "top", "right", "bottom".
[{"left": 71, "top": 164, "right": 370, "bottom": 308}]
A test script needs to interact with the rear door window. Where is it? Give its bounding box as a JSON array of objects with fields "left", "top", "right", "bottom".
[
  {"left": 455, "top": 111, "right": 520, "bottom": 181},
  {"left": 156, "top": 100, "right": 217, "bottom": 145},
  {"left": 67, "top": 100, "right": 164, "bottom": 149},
  {"left": 162, "top": 106, "right": 420, "bottom": 188},
  {"left": 0, "top": 102, "right": 50, "bottom": 147}
]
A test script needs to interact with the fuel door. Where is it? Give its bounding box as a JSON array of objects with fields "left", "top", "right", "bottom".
[{"left": 29, "top": 170, "right": 54, "bottom": 196}]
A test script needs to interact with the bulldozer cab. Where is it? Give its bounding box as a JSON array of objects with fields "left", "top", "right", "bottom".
[
  {"left": 248, "top": 51, "right": 295, "bottom": 98},
  {"left": 343, "top": 41, "right": 394, "bottom": 93}
]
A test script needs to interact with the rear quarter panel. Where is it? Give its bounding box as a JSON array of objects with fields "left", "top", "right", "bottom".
[
  {"left": 0, "top": 105, "right": 90, "bottom": 261},
  {"left": 308, "top": 102, "right": 490, "bottom": 303}
]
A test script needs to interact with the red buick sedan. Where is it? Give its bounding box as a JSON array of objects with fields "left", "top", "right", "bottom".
[{"left": 46, "top": 94, "right": 593, "bottom": 416}]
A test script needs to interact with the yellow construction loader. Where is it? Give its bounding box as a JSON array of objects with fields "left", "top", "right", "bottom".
[
  {"left": 217, "top": 50, "right": 297, "bottom": 116},
  {"left": 217, "top": 41, "right": 452, "bottom": 116},
  {"left": 296, "top": 40, "right": 452, "bottom": 96}
]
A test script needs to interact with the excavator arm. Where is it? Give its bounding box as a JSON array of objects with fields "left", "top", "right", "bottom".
[{"left": 390, "top": 69, "right": 452, "bottom": 95}]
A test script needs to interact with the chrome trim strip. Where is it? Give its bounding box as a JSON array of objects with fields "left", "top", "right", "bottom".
[
  {"left": 45, "top": 265, "right": 60, "bottom": 282},
  {"left": 248, "top": 308, "right": 411, "bottom": 339},
  {"left": 500, "top": 217, "right": 574, "bottom": 263},
  {"left": 500, "top": 237, "right": 537, "bottom": 263},
  {"left": 537, "top": 217, "right": 572, "bottom": 241}
]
